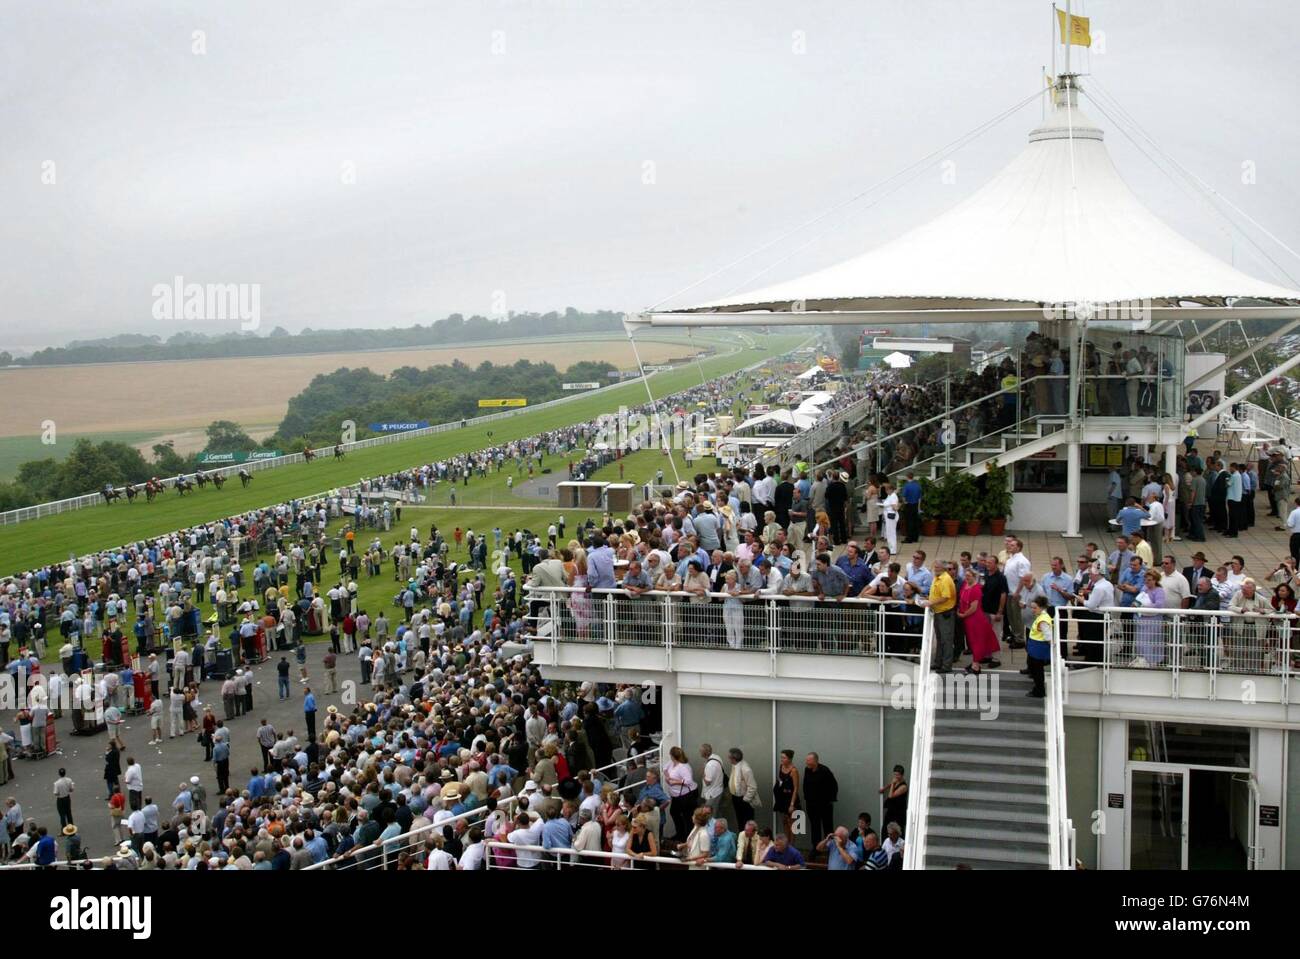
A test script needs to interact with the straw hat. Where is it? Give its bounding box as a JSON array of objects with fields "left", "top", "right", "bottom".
[{"left": 62, "top": 824, "right": 78, "bottom": 836}]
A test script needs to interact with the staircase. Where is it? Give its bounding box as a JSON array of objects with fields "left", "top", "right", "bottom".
[
  {"left": 923, "top": 671, "right": 1053, "bottom": 869},
  {"left": 905, "top": 416, "right": 1072, "bottom": 480}
]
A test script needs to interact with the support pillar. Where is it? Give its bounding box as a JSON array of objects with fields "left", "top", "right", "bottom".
[{"left": 1064, "top": 440, "right": 1081, "bottom": 538}]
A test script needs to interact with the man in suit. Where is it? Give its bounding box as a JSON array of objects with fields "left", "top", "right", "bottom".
[
  {"left": 1183, "top": 552, "right": 1212, "bottom": 594},
  {"left": 525, "top": 550, "right": 568, "bottom": 623},
  {"left": 802, "top": 753, "right": 839, "bottom": 858}
]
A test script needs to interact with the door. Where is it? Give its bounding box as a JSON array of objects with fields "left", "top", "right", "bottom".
[{"left": 1127, "top": 765, "right": 1189, "bottom": 869}]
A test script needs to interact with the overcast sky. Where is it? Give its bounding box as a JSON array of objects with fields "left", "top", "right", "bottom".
[{"left": 2, "top": 0, "right": 1297, "bottom": 351}]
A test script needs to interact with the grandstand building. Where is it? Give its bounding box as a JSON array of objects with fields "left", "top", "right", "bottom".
[{"left": 545, "top": 73, "right": 1300, "bottom": 870}]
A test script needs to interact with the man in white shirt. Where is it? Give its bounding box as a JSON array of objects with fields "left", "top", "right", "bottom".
[
  {"left": 507, "top": 813, "right": 544, "bottom": 868},
  {"left": 1001, "top": 538, "right": 1032, "bottom": 646},
  {"left": 699, "top": 744, "right": 726, "bottom": 809},
  {"left": 124, "top": 759, "right": 144, "bottom": 810},
  {"left": 458, "top": 831, "right": 487, "bottom": 871},
  {"left": 426, "top": 838, "right": 455, "bottom": 870},
  {"left": 1144, "top": 492, "right": 1165, "bottom": 533},
  {"left": 571, "top": 809, "right": 604, "bottom": 856},
  {"left": 1158, "top": 555, "right": 1191, "bottom": 610}
]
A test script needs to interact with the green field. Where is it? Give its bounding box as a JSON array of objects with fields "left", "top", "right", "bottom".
[
  {"left": 0, "top": 431, "right": 161, "bottom": 481},
  {"left": 1, "top": 334, "right": 803, "bottom": 570}
]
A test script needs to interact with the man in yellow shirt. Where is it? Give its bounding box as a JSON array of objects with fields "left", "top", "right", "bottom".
[
  {"left": 1131, "top": 532, "right": 1153, "bottom": 568},
  {"left": 920, "top": 560, "right": 957, "bottom": 672}
]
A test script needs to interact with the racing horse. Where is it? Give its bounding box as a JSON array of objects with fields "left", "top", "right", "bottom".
[
  {"left": 175, "top": 475, "right": 195, "bottom": 495},
  {"left": 195, "top": 470, "right": 211, "bottom": 489},
  {"left": 334, "top": 444, "right": 345, "bottom": 460},
  {"left": 123, "top": 483, "right": 139, "bottom": 503},
  {"left": 211, "top": 472, "right": 226, "bottom": 490},
  {"left": 143, "top": 479, "right": 163, "bottom": 502},
  {"left": 303, "top": 447, "right": 317, "bottom": 463},
  {"left": 238, "top": 468, "right": 252, "bottom": 488},
  {"left": 100, "top": 485, "right": 122, "bottom": 505}
]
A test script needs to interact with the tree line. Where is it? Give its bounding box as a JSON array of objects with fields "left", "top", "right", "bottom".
[{"left": 2, "top": 307, "right": 625, "bottom": 366}]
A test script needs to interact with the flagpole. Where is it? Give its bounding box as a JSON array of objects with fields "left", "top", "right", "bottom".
[
  {"left": 1050, "top": 4, "right": 1057, "bottom": 91},
  {"left": 1064, "top": 0, "right": 1072, "bottom": 75}
]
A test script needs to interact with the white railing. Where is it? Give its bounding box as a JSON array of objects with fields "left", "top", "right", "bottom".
[
  {"left": 902, "top": 608, "right": 936, "bottom": 870},
  {"left": 1045, "top": 607, "right": 1073, "bottom": 870},
  {"left": 482, "top": 840, "right": 774, "bottom": 870},
  {"left": 1055, "top": 604, "right": 1296, "bottom": 695},
  {"left": 756, "top": 393, "right": 876, "bottom": 473},
  {"left": 0, "top": 858, "right": 105, "bottom": 871},
  {"left": 1237, "top": 401, "right": 1300, "bottom": 451},
  {"left": 525, "top": 585, "right": 928, "bottom": 664}
]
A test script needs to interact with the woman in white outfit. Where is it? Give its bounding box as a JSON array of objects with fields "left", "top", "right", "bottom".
[
  {"left": 722, "top": 570, "right": 745, "bottom": 649},
  {"left": 881, "top": 482, "right": 901, "bottom": 554},
  {"left": 1162, "top": 473, "right": 1177, "bottom": 544},
  {"left": 864, "top": 478, "right": 882, "bottom": 539}
]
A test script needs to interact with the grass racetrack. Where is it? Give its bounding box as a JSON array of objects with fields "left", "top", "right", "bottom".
[{"left": 1, "top": 333, "right": 803, "bottom": 571}]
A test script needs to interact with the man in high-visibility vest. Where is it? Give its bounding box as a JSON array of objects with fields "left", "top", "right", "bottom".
[
  {"left": 1025, "top": 596, "right": 1053, "bottom": 698},
  {"left": 1000, "top": 371, "right": 1019, "bottom": 426}
]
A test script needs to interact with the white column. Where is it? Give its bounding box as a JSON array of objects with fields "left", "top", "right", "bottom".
[
  {"left": 1064, "top": 441, "right": 1082, "bottom": 537},
  {"left": 1164, "top": 444, "right": 1178, "bottom": 483}
]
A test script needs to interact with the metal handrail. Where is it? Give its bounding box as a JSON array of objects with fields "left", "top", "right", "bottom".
[
  {"left": 589, "top": 744, "right": 661, "bottom": 775},
  {"left": 902, "top": 608, "right": 935, "bottom": 870},
  {"left": 482, "top": 840, "right": 774, "bottom": 870},
  {"left": 303, "top": 792, "right": 526, "bottom": 870},
  {"left": 303, "top": 744, "right": 666, "bottom": 871},
  {"left": 813, "top": 379, "right": 1016, "bottom": 474},
  {"left": 1055, "top": 604, "right": 1296, "bottom": 695},
  {"left": 1046, "top": 606, "right": 1071, "bottom": 869},
  {"left": 878, "top": 409, "right": 1066, "bottom": 484}
]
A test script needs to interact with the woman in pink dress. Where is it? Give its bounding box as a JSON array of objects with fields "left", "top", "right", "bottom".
[{"left": 957, "top": 568, "right": 1001, "bottom": 674}]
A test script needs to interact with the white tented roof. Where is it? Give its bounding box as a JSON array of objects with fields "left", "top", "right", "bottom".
[
  {"left": 736, "top": 409, "right": 820, "bottom": 432},
  {"left": 684, "top": 97, "right": 1300, "bottom": 314},
  {"left": 883, "top": 351, "right": 914, "bottom": 368},
  {"left": 796, "top": 365, "right": 827, "bottom": 380},
  {"left": 797, "top": 391, "right": 834, "bottom": 407}
]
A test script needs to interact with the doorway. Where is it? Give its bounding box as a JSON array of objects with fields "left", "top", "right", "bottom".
[
  {"left": 1126, "top": 764, "right": 1255, "bottom": 869},
  {"left": 1187, "top": 770, "right": 1248, "bottom": 870}
]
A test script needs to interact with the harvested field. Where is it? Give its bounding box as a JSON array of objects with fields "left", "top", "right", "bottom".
[{"left": 0, "top": 335, "right": 695, "bottom": 438}]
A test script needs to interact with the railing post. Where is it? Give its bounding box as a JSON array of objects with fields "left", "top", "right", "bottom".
[
  {"left": 767, "top": 599, "right": 779, "bottom": 657},
  {"left": 1170, "top": 613, "right": 1181, "bottom": 698}
]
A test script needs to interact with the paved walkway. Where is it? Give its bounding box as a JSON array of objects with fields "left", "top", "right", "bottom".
[
  {"left": 1, "top": 643, "right": 357, "bottom": 860},
  {"left": 899, "top": 504, "right": 1288, "bottom": 576}
]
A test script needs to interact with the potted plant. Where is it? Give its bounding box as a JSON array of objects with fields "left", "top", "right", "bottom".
[
  {"left": 937, "top": 472, "right": 962, "bottom": 537},
  {"left": 918, "top": 476, "right": 942, "bottom": 537},
  {"left": 949, "top": 473, "right": 982, "bottom": 535},
  {"left": 981, "top": 463, "right": 1014, "bottom": 536}
]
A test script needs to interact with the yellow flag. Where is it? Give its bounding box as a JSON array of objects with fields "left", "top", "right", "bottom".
[{"left": 1056, "top": 8, "right": 1091, "bottom": 47}]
